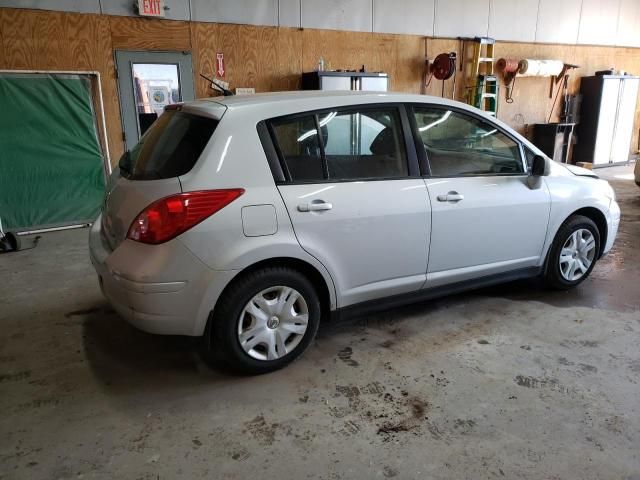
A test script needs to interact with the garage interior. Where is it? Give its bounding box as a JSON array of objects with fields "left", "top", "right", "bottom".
[{"left": 1, "top": 0, "right": 639, "bottom": 478}]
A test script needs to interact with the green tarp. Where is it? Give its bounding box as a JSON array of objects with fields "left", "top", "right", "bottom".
[{"left": 0, "top": 73, "right": 105, "bottom": 231}]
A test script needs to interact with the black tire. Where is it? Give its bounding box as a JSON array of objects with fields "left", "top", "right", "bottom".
[
  {"left": 203, "top": 267, "right": 321, "bottom": 375},
  {"left": 543, "top": 215, "right": 600, "bottom": 290}
]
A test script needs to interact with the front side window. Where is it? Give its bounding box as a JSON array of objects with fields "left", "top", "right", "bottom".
[
  {"left": 270, "top": 106, "right": 408, "bottom": 182},
  {"left": 412, "top": 107, "right": 524, "bottom": 177}
]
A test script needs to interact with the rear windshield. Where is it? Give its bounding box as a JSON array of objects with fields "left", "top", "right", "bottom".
[{"left": 119, "top": 111, "right": 218, "bottom": 180}]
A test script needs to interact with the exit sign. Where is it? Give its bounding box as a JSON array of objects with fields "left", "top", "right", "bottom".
[{"left": 138, "top": 0, "right": 165, "bottom": 17}]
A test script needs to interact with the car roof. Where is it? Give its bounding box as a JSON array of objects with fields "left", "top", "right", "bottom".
[{"left": 185, "top": 90, "right": 469, "bottom": 114}]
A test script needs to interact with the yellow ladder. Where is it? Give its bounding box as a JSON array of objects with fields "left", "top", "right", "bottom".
[
  {"left": 471, "top": 37, "right": 495, "bottom": 77},
  {"left": 463, "top": 37, "right": 498, "bottom": 116}
]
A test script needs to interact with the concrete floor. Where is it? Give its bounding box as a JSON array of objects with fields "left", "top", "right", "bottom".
[{"left": 1, "top": 165, "right": 639, "bottom": 480}]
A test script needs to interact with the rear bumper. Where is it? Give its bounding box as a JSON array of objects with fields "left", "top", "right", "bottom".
[
  {"left": 89, "top": 215, "right": 238, "bottom": 336},
  {"left": 603, "top": 199, "right": 621, "bottom": 255}
]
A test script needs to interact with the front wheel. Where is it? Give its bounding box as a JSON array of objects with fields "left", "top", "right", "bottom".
[
  {"left": 203, "top": 267, "right": 321, "bottom": 374},
  {"left": 543, "top": 215, "right": 600, "bottom": 290}
]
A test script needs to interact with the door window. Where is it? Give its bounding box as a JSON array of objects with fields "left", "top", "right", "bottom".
[
  {"left": 269, "top": 106, "right": 408, "bottom": 182},
  {"left": 413, "top": 107, "right": 524, "bottom": 177},
  {"left": 131, "top": 63, "right": 181, "bottom": 137},
  {"left": 321, "top": 108, "right": 408, "bottom": 180}
]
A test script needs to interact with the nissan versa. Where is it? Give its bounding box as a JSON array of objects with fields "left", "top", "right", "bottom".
[{"left": 90, "top": 91, "right": 620, "bottom": 374}]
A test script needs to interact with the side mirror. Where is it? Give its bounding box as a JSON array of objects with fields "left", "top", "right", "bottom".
[{"left": 531, "top": 155, "right": 546, "bottom": 176}]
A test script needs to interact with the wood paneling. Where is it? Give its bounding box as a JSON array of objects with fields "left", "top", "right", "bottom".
[
  {"left": 2, "top": 7, "right": 640, "bottom": 165},
  {"left": 394, "top": 34, "right": 425, "bottom": 94},
  {"left": 109, "top": 16, "right": 191, "bottom": 51},
  {"left": 275, "top": 27, "right": 303, "bottom": 91},
  {"left": 301, "top": 29, "right": 424, "bottom": 93},
  {"left": 423, "top": 38, "right": 640, "bottom": 155},
  {"left": 494, "top": 42, "right": 640, "bottom": 152},
  {"left": 191, "top": 23, "right": 301, "bottom": 97},
  {"left": 0, "top": 9, "right": 68, "bottom": 69},
  {"left": 0, "top": 8, "right": 124, "bottom": 164},
  {"left": 191, "top": 21, "right": 220, "bottom": 97}
]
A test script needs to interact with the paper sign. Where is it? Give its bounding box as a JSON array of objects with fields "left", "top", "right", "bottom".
[{"left": 216, "top": 53, "right": 225, "bottom": 78}]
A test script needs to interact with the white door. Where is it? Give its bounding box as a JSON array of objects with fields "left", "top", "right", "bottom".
[
  {"left": 593, "top": 78, "right": 621, "bottom": 166},
  {"left": 411, "top": 106, "right": 551, "bottom": 287},
  {"left": 270, "top": 106, "right": 431, "bottom": 307},
  {"left": 610, "top": 78, "right": 639, "bottom": 163}
]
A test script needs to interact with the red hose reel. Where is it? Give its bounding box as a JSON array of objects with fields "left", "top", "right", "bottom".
[
  {"left": 432, "top": 52, "right": 457, "bottom": 81},
  {"left": 427, "top": 52, "right": 457, "bottom": 98}
]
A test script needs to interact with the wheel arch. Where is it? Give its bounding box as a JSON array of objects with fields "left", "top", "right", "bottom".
[
  {"left": 215, "top": 257, "right": 334, "bottom": 323},
  {"left": 569, "top": 207, "right": 608, "bottom": 258}
]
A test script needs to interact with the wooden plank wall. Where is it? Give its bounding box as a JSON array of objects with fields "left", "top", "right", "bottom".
[
  {"left": 0, "top": 8, "right": 122, "bottom": 163},
  {"left": 1, "top": 7, "right": 640, "bottom": 164},
  {"left": 191, "top": 25, "right": 425, "bottom": 99},
  {"left": 425, "top": 38, "right": 640, "bottom": 152}
]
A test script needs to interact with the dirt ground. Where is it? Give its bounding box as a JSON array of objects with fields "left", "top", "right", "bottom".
[{"left": 1, "top": 165, "right": 638, "bottom": 479}]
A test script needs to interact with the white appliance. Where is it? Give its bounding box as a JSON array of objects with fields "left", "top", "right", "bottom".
[{"left": 576, "top": 75, "right": 640, "bottom": 166}]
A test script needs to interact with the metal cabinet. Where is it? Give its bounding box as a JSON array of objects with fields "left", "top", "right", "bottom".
[
  {"left": 575, "top": 75, "right": 640, "bottom": 166},
  {"left": 302, "top": 71, "right": 389, "bottom": 92}
]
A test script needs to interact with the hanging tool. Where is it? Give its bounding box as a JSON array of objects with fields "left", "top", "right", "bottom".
[
  {"left": 496, "top": 58, "right": 519, "bottom": 103},
  {"left": 549, "top": 63, "right": 579, "bottom": 99},
  {"left": 430, "top": 52, "right": 457, "bottom": 99},
  {"left": 547, "top": 63, "right": 580, "bottom": 123}
]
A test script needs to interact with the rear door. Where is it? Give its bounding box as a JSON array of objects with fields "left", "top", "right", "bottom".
[
  {"left": 270, "top": 105, "right": 431, "bottom": 307},
  {"left": 410, "top": 105, "right": 550, "bottom": 287}
]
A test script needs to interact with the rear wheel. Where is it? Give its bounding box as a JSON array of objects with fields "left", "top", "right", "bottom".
[
  {"left": 544, "top": 215, "right": 600, "bottom": 289},
  {"left": 204, "top": 267, "right": 321, "bottom": 374}
]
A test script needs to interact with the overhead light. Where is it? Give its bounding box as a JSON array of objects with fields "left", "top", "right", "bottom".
[{"left": 419, "top": 110, "right": 451, "bottom": 131}]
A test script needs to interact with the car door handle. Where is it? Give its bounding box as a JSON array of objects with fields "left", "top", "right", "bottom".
[
  {"left": 437, "top": 191, "right": 464, "bottom": 203},
  {"left": 297, "top": 201, "right": 333, "bottom": 212}
]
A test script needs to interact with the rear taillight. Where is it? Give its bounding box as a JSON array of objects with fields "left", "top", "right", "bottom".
[{"left": 127, "top": 189, "right": 244, "bottom": 244}]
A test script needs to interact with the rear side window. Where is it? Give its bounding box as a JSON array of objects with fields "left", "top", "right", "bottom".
[
  {"left": 269, "top": 106, "right": 408, "bottom": 182},
  {"left": 120, "top": 111, "right": 217, "bottom": 180},
  {"left": 270, "top": 116, "right": 324, "bottom": 182}
]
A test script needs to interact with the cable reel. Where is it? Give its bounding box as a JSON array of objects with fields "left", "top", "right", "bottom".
[{"left": 429, "top": 52, "right": 457, "bottom": 98}]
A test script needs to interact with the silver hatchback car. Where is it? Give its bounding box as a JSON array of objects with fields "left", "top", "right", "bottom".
[{"left": 90, "top": 91, "right": 620, "bottom": 374}]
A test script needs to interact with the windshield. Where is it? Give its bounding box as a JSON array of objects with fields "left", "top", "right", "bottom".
[{"left": 119, "top": 111, "right": 218, "bottom": 180}]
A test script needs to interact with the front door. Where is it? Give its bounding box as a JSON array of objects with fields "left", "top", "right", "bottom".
[
  {"left": 411, "top": 105, "right": 551, "bottom": 287},
  {"left": 115, "top": 50, "right": 195, "bottom": 151},
  {"left": 269, "top": 105, "right": 431, "bottom": 307}
]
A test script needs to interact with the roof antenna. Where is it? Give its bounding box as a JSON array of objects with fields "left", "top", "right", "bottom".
[{"left": 200, "top": 73, "right": 234, "bottom": 96}]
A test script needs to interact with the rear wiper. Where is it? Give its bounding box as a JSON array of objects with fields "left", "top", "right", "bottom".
[{"left": 118, "top": 151, "right": 132, "bottom": 176}]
